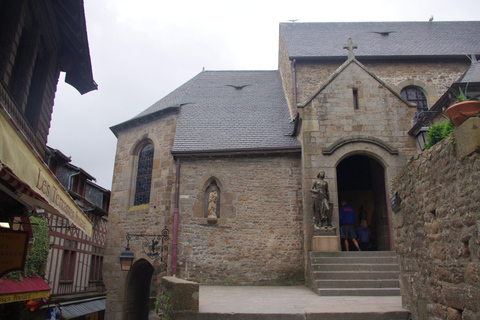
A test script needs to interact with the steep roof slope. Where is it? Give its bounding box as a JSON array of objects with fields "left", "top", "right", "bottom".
[
  {"left": 124, "top": 71, "right": 299, "bottom": 154},
  {"left": 458, "top": 61, "right": 480, "bottom": 83},
  {"left": 280, "top": 21, "right": 480, "bottom": 59}
]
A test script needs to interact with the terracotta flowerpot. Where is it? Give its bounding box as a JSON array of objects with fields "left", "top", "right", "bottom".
[{"left": 444, "top": 100, "right": 480, "bottom": 127}]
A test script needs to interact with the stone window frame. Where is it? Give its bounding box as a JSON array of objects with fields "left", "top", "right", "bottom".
[
  {"left": 400, "top": 85, "right": 428, "bottom": 113},
  {"left": 395, "top": 79, "right": 437, "bottom": 103},
  {"left": 130, "top": 139, "right": 155, "bottom": 209}
]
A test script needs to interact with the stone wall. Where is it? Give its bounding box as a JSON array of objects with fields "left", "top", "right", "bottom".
[
  {"left": 293, "top": 59, "right": 470, "bottom": 108},
  {"left": 104, "top": 116, "right": 177, "bottom": 320},
  {"left": 299, "top": 60, "right": 417, "bottom": 255},
  {"left": 391, "top": 118, "right": 480, "bottom": 320},
  {"left": 278, "top": 31, "right": 295, "bottom": 119},
  {"left": 176, "top": 154, "right": 304, "bottom": 285}
]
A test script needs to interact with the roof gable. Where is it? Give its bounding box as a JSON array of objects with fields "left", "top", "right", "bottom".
[
  {"left": 280, "top": 21, "right": 480, "bottom": 60},
  {"left": 300, "top": 54, "right": 412, "bottom": 108}
]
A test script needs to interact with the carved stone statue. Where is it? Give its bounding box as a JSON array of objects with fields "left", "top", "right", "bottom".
[
  {"left": 207, "top": 186, "right": 218, "bottom": 219},
  {"left": 311, "top": 171, "right": 333, "bottom": 229}
]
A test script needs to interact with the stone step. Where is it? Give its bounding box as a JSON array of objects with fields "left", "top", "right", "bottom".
[
  {"left": 315, "top": 279, "right": 400, "bottom": 289},
  {"left": 175, "top": 310, "right": 411, "bottom": 320},
  {"left": 312, "top": 271, "right": 399, "bottom": 280},
  {"left": 175, "top": 310, "right": 410, "bottom": 320},
  {"left": 316, "top": 288, "right": 401, "bottom": 297},
  {"left": 311, "top": 256, "right": 399, "bottom": 265},
  {"left": 309, "top": 251, "right": 398, "bottom": 258},
  {"left": 311, "top": 263, "right": 399, "bottom": 272}
]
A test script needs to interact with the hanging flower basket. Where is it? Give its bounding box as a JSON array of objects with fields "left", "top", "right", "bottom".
[{"left": 444, "top": 100, "right": 480, "bottom": 127}]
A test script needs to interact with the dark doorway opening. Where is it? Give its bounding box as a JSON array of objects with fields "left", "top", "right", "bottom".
[
  {"left": 336, "top": 155, "right": 391, "bottom": 251},
  {"left": 124, "top": 259, "right": 154, "bottom": 320}
]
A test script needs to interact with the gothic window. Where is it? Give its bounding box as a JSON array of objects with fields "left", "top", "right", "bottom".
[
  {"left": 134, "top": 144, "right": 154, "bottom": 206},
  {"left": 401, "top": 86, "right": 428, "bottom": 123}
]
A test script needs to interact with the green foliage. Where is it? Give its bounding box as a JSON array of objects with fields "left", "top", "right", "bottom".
[
  {"left": 450, "top": 84, "right": 480, "bottom": 102},
  {"left": 158, "top": 291, "right": 173, "bottom": 320},
  {"left": 7, "top": 217, "right": 50, "bottom": 281},
  {"left": 424, "top": 119, "right": 456, "bottom": 150}
]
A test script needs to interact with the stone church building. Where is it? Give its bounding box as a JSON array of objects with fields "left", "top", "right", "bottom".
[{"left": 104, "top": 21, "right": 479, "bottom": 319}]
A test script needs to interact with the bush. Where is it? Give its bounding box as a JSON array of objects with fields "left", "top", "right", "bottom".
[{"left": 424, "top": 119, "right": 456, "bottom": 149}]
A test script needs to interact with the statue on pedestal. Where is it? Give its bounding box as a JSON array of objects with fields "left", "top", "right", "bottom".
[
  {"left": 311, "top": 171, "right": 333, "bottom": 230},
  {"left": 207, "top": 186, "right": 218, "bottom": 219}
]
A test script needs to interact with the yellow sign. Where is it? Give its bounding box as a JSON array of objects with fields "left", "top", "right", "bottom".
[
  {"left": 0, "top": 112, "right": 92, "bottom": 236},
  {"left": 0, "top": 229, "right": 28, "bottom": 277},
  {"left": 0, "top": 290, "right": 50, "bottom": 304}
]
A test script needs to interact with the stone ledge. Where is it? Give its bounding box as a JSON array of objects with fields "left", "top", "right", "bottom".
[
  {"left": 161, "top": 276, "right": 199, "bottom": 312},
  {"left": 453, "top": 117, "right": 480, "bottom": 159},
  {"left": 312, "top": 235, "right": 341, "bottom": 252}
]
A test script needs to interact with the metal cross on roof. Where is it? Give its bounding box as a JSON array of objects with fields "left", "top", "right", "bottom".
[{"left": 343, "top": 36, "right": 358, "bottom": 59}]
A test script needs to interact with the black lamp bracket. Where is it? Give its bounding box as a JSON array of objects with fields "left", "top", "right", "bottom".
[{"left": 125, "top": 226, "right": 169, "bottom": 266}]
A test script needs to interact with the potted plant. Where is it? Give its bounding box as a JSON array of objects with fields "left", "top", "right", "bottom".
[{"left": 444, "top": 86, "right": 480, "bottom": 127}]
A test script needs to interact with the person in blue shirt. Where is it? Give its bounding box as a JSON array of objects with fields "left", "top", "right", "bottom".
[{"left": 339, "top": 200, "right": 361, "bottom": 251}]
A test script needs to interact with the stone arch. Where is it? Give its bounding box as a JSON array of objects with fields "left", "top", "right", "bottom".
[
  {"left": 336, "top": 154, "right": 391, "bottom": 251},
  {"left": 318, "top": 140, "right": 407, "bottom": 251},
  {"left": 392, "top": 79, "right": 438, "bottom": 107},
  {"left": 124, "top": 259, "right": 154, "bottom": 320},
  {"left": 323, "top": 136, "right": 399, "bottom": 156}
]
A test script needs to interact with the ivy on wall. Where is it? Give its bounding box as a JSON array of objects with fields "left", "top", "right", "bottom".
[{"left": 7, "top": 216, "right": 50, "bottom": 281}]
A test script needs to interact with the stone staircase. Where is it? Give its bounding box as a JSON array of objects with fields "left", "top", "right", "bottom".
[{"left": 309, "top": 251, "right": 401, "bottom": 296}]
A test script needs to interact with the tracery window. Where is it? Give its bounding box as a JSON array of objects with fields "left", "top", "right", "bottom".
[
  {"left": 401, "top": 86, "right": 428, "bottom": 123},
  {"left": 134, "top": 144, "right": 154, "bottom": 206}
]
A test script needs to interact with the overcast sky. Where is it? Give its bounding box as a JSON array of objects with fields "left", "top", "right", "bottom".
[{"left": 47, "top": 0, "right": 480, "bottom": 189}]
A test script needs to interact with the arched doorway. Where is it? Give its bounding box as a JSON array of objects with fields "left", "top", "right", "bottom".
[
  {"left": 336, "top": 155, "right": 391, "bottom": 251},
  {"left": 124, "top": 259, "right": 154, "bottom": 320}
]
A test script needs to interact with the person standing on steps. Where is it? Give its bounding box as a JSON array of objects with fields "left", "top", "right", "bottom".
[
  {"left": 339, "top": 200, "right": 361, "bottom": 251},
  {"left": 358, "top": 219, "right": 370, "bottom": 251}
]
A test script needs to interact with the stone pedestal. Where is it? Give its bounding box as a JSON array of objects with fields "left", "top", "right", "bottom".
[{"left": 312, "top": 236, "right": 341, "bottom": 252}]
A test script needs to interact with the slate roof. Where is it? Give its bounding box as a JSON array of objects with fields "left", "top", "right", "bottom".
[
  {"left": 129, "top": 70, "right": 299, "bottom": 154},
  {"left": 280, "top": 21, "right": 480, "bottom": 59},
  {"left": 458, "top": 61, "right": 480, "bottom": 83}
]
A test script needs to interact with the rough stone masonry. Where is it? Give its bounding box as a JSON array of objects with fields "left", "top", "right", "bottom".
[{"left": 391, "top": 118, "right": 480, "bottom": 320}]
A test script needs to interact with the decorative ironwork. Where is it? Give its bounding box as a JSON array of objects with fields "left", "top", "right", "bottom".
[
  {"left": 413, "top": 110, "right": 445, "bottom": 126},
  {"left": 125, "top": 226, "right": 169, "bottom": 271}
]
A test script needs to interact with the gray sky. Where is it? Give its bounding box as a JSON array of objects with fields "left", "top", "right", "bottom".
[{"left": 47, "top": 0, "right": 480, "bottom": 189}]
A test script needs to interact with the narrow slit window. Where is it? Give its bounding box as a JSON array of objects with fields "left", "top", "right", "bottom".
[{"left": 353, "top": 89, "right": 359, "bottom": 110}]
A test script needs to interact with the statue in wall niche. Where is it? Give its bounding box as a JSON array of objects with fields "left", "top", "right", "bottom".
[
  {"left": 207, "top": 186, "right": 218, "bottom": 219},
  {"left": 311, "top": 171, "right": 334, "bottom": 230}
]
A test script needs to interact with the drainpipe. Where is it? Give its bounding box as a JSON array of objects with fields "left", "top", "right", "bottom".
[
  {"left": 67, "top": 171, "right": 81, "bottom": 190},
  {"left": 172, "top": 157, "right": 180, "bottom": 276},
  {"left": 292, "top": 59, "right": 298, "bottom": 117}
]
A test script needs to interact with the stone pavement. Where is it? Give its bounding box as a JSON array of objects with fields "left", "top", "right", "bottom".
[{"left": 175, "top": 285, "right": 411, "bottom": 320}]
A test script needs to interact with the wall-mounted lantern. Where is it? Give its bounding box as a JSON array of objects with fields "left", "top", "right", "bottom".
[{"left": 119, "top": 246, "right": 135, "bottom": 271}]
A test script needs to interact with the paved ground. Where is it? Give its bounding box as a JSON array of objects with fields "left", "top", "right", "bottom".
[
  {"left": 200, "top": 285, "right": 405, "bottom": 313},
  {"left": 151, "top": 285, "right": 410, "bottom": 319}
]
